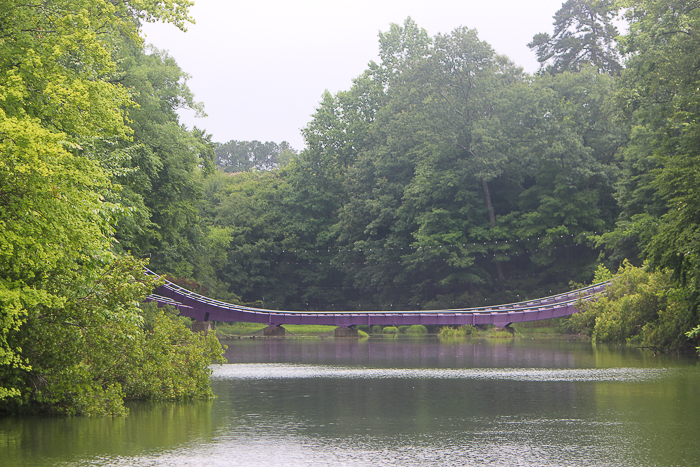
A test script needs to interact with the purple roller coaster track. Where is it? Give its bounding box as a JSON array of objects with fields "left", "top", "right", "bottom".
[{"left": 145, "top": 268, "right": 607, "bottom": 328}]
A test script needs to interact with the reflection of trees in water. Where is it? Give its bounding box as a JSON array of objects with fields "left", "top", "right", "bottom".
[
  {"left": 223, "top": 338, "right": 584, "bottom": 368},
  {"left": 0, "top": 400, "right": 216, "bottom": 462}
]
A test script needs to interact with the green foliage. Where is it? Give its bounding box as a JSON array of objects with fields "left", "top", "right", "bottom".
[
  {"left": 438, "top": 325, "right": 476, "bottom": 339},
  {"left": 570, "top": 261, "right": 697, "bottom": 351},
  {"left": 112, "top": 44, "right": 215, "bottom": 278},
  {"left": 529, "top": 0, "right": 622, "bottom": 75},
  {"left": 0, "top": 0, "right": 228, "bottom": 414},
  {"left": 438, "top": 325, "right": 517, "bottom": 339},
  {"left": 594, "top": 2, "right": 700, "bottom": 354},
  {"left": 196, "top": 18, "right": 625, "bottom": 312},
  {"left": 1, "top": 257, "right": 224, "bottom": 416},
  {"left": 215, "top": 322, "right": 267, "bottom": 336},
  {"left": 31, "top": 4, "right": 689, "bottom": 363},
  {"left": 200, "top": 165, "right": 345, "bottom": 310},
  {"left": 382, "top": 326, "right": 399, "bottom": 334},
  {"left": 157, "top": 4, "right": 700, "bottom": 356},
  {"left": 606, "top": 1, "right": 700, "bottom": 281},
  {"left": 121, "top": 307, "right": 225, "bottom": 403},
  {"left": 407, "top": 325, "right": 428, "bottom": 335},
  {"left": 686, "top": 325, "right": 700, "bottom": 352},
  {"left": 1, "top": 0, "right": 127, "bottom": 403},
  {"left": 593, "top": 263, "right": 614, "bottom": 283},
  {"left": 283, "top": 325, "right": 336, "bottom": 335},
  {"left": 331, "top": 21, "right": 621, "bottom": 306}
]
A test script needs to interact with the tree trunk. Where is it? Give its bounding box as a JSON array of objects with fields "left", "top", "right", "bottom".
[
  {"left": 481, "top": 178, "right": 505, "bottom": 282},
  {"left": 482, "top": 178, "right": 496, "bottom": 228}
]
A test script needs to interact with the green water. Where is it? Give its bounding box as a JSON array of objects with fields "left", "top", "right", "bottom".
[{"left": 2, "top": 337, "right": 699, "bottom": 466}]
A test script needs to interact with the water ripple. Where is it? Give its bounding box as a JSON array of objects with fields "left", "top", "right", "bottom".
[{"left": 211, "top": 363, "right": 669, "bottom": 382}]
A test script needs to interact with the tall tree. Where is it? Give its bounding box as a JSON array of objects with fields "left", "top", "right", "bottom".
[
  {"left": 0, "top": 0, "right": 142, "bottom": 402},
  {"left": 112, "top": 44, "right": 215, "bottom": 278},
  {"left": 529, "top": 0, "right": 622, "bottom": 75},
  {"left": 592, "top": 0, "right": 700, "bottom": 349},
  {"left": 328, "top": 22, "right": 526, "bottom": 307},
  {"left": 427, "top": 28, "right": 526, "bottom": 283},
  {"left": 504, "top": 68, "right": 624, "bottom": 280},
  {"left": 613, "top": 0, "right": 700, "bottom": 287}
]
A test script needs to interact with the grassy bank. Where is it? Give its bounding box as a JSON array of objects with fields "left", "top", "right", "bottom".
[
  {"left": 213, "top": 321, "right": 576, "bottom": 340},
  {"left": 437, "top": 319, "right": 577, "bottom": 340},
  {"left": 215, "top": 322, "right": 337, "bottom": 337},
  {"left": 438, "top": 325, "right": 514, "bottom": 340}
]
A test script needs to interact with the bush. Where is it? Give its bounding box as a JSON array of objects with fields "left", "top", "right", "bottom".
[
  {"left": 407, "top": 325, "right": 428, "bottom": 335},
  {"left": 121, "top": 309, "right": 226, "bottom": 403},
  {"left": 0, "top": 258, "right": 226, "bottom": 416},
  {"left": 398, "top": 325, "right": 411, "bottom": 334},
  {"left": 570, "top": 261, "right": 697, "bottom": 351},
  {"left": 382, "top": 326, "right": 399, "bottom": 334},
  {"left": 371, "top": 325, "right": 383, "bottom": 334},
  {"left": 438, "top": 325, "right": 476, "bottom": 339}
]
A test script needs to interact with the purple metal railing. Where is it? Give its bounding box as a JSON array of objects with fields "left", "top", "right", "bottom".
[{"left": 144, "top": 268, "right": 607, "bottom": 327}]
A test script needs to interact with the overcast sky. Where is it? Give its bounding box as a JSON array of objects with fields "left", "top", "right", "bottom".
[{"left": 141, "top": 0, "right": 565, "bottom": 150}]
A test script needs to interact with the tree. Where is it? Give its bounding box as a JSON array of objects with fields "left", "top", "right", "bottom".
[
  {"left": 0, "top": 0, "right": 226, "bottom": 412},
  {"left": 111, "top": 44, "right": 215, "bottom": 278},
  {"left": 0, "top": 0, "right": 138, "bottom": 402},
  {"left": 425, "top": 28, "right": 526, "bottom": 283},
  {"left": 316, "top": 23, "right": 526, "bottom": 307},
  {"left": 503, "top": 67, "right": 624, "bottom": 272},
  {"left": 2, "top": 257, "right": 224, "bottom": 415},
  {"left": 529, "top": 0, "right": 622, "bottom": 75},
  {"left": 610, "top": 0, "right": 700, "bottom": 291},
  {"left": 588, "top": 0, "right": 700, "bottom": 352}
]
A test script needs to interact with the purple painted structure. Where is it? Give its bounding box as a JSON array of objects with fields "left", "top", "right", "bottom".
[{"left": 145, "top": 268, "right": 608, "bottom": 327}]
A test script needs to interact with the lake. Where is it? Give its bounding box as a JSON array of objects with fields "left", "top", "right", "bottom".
[{"left": 2, "top": 336, "right": 699, "bottom": 466}]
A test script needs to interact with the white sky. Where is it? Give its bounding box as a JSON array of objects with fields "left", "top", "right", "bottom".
[{"left": 141, "top": 0, "right": 565, "bottom": 150}]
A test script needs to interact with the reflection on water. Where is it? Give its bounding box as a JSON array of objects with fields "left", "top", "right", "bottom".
[
  {"left": 212, "top": 363, "right": 671, "bottom": 382},
  {"left": 0, "top": 401, "right": 216, "bottom": 466},
  {"left": 1, "top": 338, "right": 699, "bottom": 467}
]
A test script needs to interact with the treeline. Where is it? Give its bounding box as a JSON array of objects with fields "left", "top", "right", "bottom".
[
  {"left": 197, "top": 20, "right": 623, "bottom": 311},
  {"left": 215, "top": 140, "right": 297, "bottom": 172}
]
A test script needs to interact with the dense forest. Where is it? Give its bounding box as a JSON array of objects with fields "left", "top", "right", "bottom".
[
  {"left": 2, "top": 0, "right": 700, "bottom": 414},
  {"left": 191, "top": 0, "right": 700, "bottom": 354}
]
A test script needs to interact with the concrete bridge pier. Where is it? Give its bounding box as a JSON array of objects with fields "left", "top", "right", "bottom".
[
  {"left": 334, "top": 326, "right": 359, "bottom": 338},
  {"left": 192, "top": 320, "right": 215, "bottom": 335},
  {"left": 264, "top": 325, "right": 286, "bottom": 337}
]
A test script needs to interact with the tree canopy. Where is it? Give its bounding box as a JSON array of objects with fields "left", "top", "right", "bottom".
[{"left": 529, "top": 0, "right": 622, "bottom": 75}]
